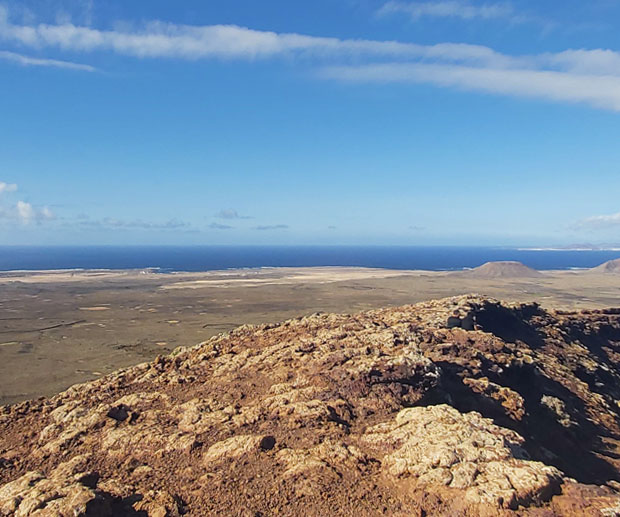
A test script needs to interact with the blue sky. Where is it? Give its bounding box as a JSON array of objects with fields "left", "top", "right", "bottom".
[{"left": 2, "top": 0, "right": 620, "bottom": 246}]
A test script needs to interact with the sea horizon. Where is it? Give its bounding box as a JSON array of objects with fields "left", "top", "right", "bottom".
[{"left": 1, "top": 245, "right": 619, "bottom": 273}]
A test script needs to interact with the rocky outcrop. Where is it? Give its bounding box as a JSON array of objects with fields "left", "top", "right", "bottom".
[
  {"left": 2, "top": 295, "right": 620, "bottom": 515},
  {"left": 0, "top": 455, "right": 114, "bottom": 516},
  {"left": 363, "top": 405, "right": 563, "bottom": 512}
]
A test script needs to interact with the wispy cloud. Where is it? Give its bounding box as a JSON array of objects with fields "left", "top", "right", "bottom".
[
  {"left": 321, "top": 59, "right": 620, "bottom": 111},
  {"left": 39, "top": 206, "right": 54, "bottom": 220},
  {"left": 253, "top": 224, "right": 289, "bottom": 231},
  {"left": 78, "top": 217, "right": 189, "bottom": 230},
  {"left": 378, "top": 1, "right": 516, "bottom": 22},
  {"left": 215, "top": 209, "right": 252, "bottom": 220},
  {"left": 0, "top": 6, "right": 537, "bottom": 69},
  {"left": 574, "top": 212, "right": 620, "bottom": 230},
  {"left": 0, "top": 49, "right": 95, "bottom": 71},
  {"left": 209, "top": 222, "right": 234, "bottom": 230},
  {"left": 0, "top": 181, "right": 17, "bottom": 194},
  {"left": 2, "top": 6, "right": 620, "bottom": 111},
  {"left": 544, "top": 49, "right": 620, "bottom": 76},
  {"left": 0, "top": 7, "right": 439, "bottom": 61}
]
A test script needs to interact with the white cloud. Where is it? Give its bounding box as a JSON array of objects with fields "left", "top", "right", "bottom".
[
  {"left": 16, "top": 200, "right": 34, "bottom": 222},
  {"left": 0, "top": 181, "right": 53, "bottom": 225},
  {"left": 15, "top": 201, "right": 54, "bottom": 224},
  {"left": 378, "top": 1, "right": 515, "bottom": 21},
  {"left": 2, "top": 6, "right": 620, "bottom": 110},
  {"left": 575, "top": 212, "right": 620, "bottom": 230},
  {"left": 0, "top": 182, "right": 17, "bottom": 194},
  {"left": 0, "top": 10, "right": 418, "bottom": 60},
  {"left": 39, "top": 206, "right": 55, "bottom": 220},
  {"left": 543, "top": 49, "right": 620, "bottom": 76},
  {"left": 0, "top": 49, "right": 95, "bottom": 71},
  {"left": 321, "top": 62, "right": 620, "bottom": 111},
  {"left": 0, "top": 6, "right": 524, "bottom": 65}
]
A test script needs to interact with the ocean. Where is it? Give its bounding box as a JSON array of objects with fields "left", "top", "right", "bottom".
[{"left": 0, "top": 246, "right": 619, "bottom": 272}]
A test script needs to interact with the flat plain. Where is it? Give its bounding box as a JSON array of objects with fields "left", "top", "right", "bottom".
[{"left": 1, "top": 265, "right": 619, "bottom": 404}]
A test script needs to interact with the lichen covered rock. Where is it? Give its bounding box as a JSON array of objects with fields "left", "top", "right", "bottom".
[
  {"left": 363, "top": 405, "right": 562, "bottom": 510},
  {"left": 0, "top": 456, "right": 113, "bottom": 516}
]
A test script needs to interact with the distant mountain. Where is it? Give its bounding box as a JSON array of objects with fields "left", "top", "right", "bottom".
[
  {"left": 460, "top": 261, "right": 542, "bottom": 278},
  {"left": 593, "top": 258, "right": 620, "bottom": 273},
  {"left": 520, "top": 243, "right": 620, "bottom": 251}
]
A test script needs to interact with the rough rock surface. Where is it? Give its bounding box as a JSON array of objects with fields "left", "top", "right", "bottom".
[{"left": 2, "top": 295, "right": 620, "bottom": 515}]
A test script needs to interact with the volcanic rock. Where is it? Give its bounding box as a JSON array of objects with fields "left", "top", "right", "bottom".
[
  {"left": 593, "top": 258, "right": 620, "bottom": 274},
  {"left": 461, "top": 261, "right": 543, "bottom": 278},
  {"left": 2, "top": 295, "right": 620, "bottom": 515}
]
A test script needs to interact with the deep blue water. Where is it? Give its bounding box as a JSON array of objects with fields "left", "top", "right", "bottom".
[{"left": 0, "top": 246, "right": 619, "bottom": 272}]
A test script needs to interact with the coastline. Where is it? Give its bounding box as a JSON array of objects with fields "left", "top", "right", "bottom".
[
  {"left": 0, "top": 260, "right": 614, "bottom": 279},
  {"left": 2, "top": 245, "right": 620, "bottom": 274}
]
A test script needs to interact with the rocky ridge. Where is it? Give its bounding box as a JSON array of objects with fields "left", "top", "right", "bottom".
[{"left": 2, "top": 295, "right": 620, "bottom": 515}]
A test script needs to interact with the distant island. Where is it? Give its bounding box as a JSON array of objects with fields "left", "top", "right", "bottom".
[
  {"left": 519, "top": 244, "right": 620, "bottom": 251},
  {"left": 458, "top": 261, "right": 542, "bottom": 278}
]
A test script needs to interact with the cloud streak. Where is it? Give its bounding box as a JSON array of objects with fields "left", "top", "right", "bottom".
[
  {"left": 0, "top": 49, "right": 95, "bottom": 71},
  {"left": 2, "top": 6, "right": 620, "bottom": 110},
  {"left": 378, "top": 1, "right": 516, "bottom": 22},
  {"left": 0, "top": 6, "right": 542, "bottom": 68},
  {"left": 215, "top": 209, "right": 252, "bottom": 220},
  {"left": 209, "top": 222, "right": 234, "bottom": 230},
  {"left": 575, "top": 212, "right": 620, "bottom": 230},
  {"left": 78, "top": 217, "right": 189, "bottom": 230},
  {"left": 321, "top": 59, "right": 620, "bottom": 111},
  {"left": 0, "top": 8, "right": 447, "bottom": 61},
  {"left": 253, "top": 224, "right": 289, "bottom": 231}
]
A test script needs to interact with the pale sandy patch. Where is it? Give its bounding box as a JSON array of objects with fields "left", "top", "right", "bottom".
[
  {"left": 0, "top": 270, "right": 132, "bottom": 284},
  {"left": 161, "top": 267, "right": 420, "bottom": 290}
]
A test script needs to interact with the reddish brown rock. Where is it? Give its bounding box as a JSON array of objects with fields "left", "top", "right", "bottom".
[{"left": 2, "top": 295, "right": 620, "bottom": 515}]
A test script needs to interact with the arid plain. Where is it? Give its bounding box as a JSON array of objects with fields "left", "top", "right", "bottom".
[{"left": 1, "top": 263, "right": 619, "bottom": 405}]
